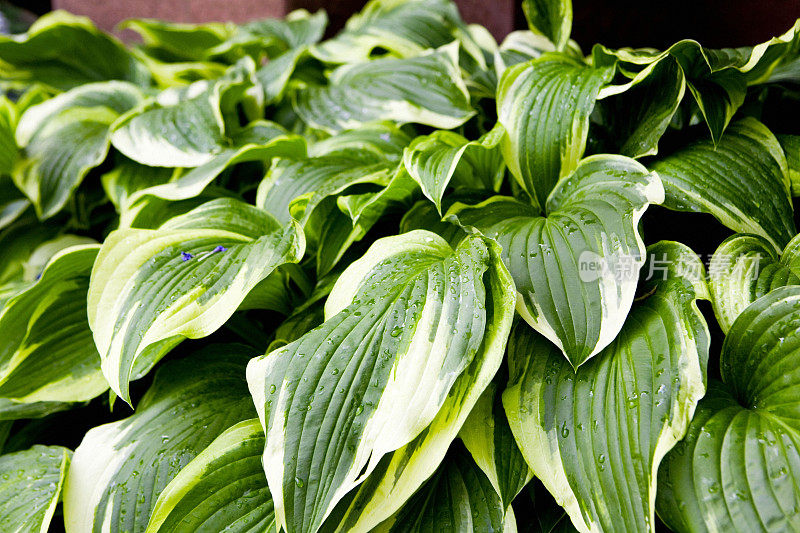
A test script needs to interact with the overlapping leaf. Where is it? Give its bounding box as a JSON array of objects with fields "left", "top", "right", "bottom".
[
  {"left": 650, "top": 118, "right": 795, "bottom": 249},
  {"left": 64, "top": 345, "right": 258, "bottom": 533},
  {"left": 496, "top": 54, "right": 614, "bottom": 209},
  {"left": 657, "top": 285, "right": 800, "bottom": 532},
  {"left": 292, "top": 45, "right": 474, "bottom": 133},
  {"left": 449, "top": 155, "right": 663, "bottom": 367},
  {"left": 504, "top": 242, "right": 710, "bottom": 532},
  {"left": 88, "top": 198, "right": 305, "bottom": 403},
  {"left": 247, "top": 230, "right": 515, "bottom": 533}
]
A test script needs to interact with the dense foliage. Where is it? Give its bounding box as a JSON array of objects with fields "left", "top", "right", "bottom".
[{"left": 1, "top": 0, "right": 800, "bottom": 531}]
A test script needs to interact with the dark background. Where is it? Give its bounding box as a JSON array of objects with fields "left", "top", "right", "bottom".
[{"left": 9, "top": 0, "right": 800, "bottom": 49}]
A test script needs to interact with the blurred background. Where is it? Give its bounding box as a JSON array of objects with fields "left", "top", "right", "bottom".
[{"left": 4, "top": 0, "right": 800, "bottom": 49}]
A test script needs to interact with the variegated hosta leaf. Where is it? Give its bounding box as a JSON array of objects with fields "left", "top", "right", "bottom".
[
  {"left": 0, "top": 11, "right": 147, "bottom": 90},
  {"left": 122, "top": 120, "right": 305, "bottom": 205},
  {"left": 0, "top": 445, "right": 70, "bottom": 533},
  {"left": 495, "top": 31, "right": 583, "bottom": 74},
  {"left": 448, "top": 155, "right": 664, "bottom": 368},
  {"left": 708, "top": 233, "right": 800, "bottom": 333},
  {"left": 64, "top": 345, "right": 258, "bottom": 533},
  {"left": 87, "top": 198, "right": 305, "bottom": 403},
  {"left": 496, "top": 54, "right": 614, "bottom": 209},
  {"left": 0, "top": 244, "right": 106, "bottom": 418},
  {"left": 292, "top": 44, "right": 474, "bottom": 133},
  {"left": 521, "top": 0, "right": 572, "bottom": 51},
  {"left": 120, "top": 18, "right": 235, "bottom": 61},
  {"left": 777, "top": 133, "right": 800, "bottom": 196},
  {"left": 374, "top": 442, "right": 515, "bottom": 533},
  {"left": 459, "top": 382, "right": 532, "bottom": 508},
  {"left": 657, "top": 285, "right": 800, "bottom": 533},
  {"left": 239, "top": 9, "right": 327, "bottom": 55},
  {"left": 504, "top": 241, "right": 710, "bottom": 533},
  {"left": 110, "top": 60, "right": 261, "bottom": 168},
  {"left": 403, "top": 126, "right": 505, "bottom": 213},
  {"left": 247, "top": 230, "right": 516, "bottom": 533},
  {"left": 311, "top": 0, "right": 467, "bottom": 63},
  {"left": 13, "top": 81, "right": 144, "bottom": 219},
  {"left": 594, "top": 54, "right": 686, "bottom": 158},
  {"left": 146, "top": 419, "right": 276, "bottom": 533},
  {"left": 256, "top": 124, "right": 410, "bottom": 225},
  {"left": 100, "top": 156, "right": 177, "bottom": 214},
  {"left": 650, "top": 118, "right": 795, "bottom": 249}
]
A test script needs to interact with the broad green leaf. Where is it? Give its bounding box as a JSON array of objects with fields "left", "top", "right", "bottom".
[
  {"left": 0, "top": 244, "right": 106, "bottom": 416},
  {"left": 311, "top": 0, "right": 467, "bottom": 63},
  {"left": 239, "top": 9, "right": 327, "bottom": 56},
  {"left": 708, "top": 233, "right": 800, "bottom": 333},
  {"left": 448, "top": 155, "right": 664, "bottom": 368},
  {"left": 374, "top": 442, "right": 515, "bottom": 532},
  {"left": 13, "top": 81, "right": 145, "bottom": 219},
  {"left": 120, "top": 19, "right": 236, "bottom": 61},
  {"left": 110, "top": 61, "right": 261, "bottom": 167},
  {"left": 256, "top": 132, "right": 399, "bottom": 224},
  {"left": 256, "top": 47, "right": 309, "bottom": 104},
  {"left": 594, "top": 55, "right": 686, "bottom": 158},
  {"left": 87, "top": 198, "right": 305, "bottom": 403},
  {"left": 403, "top": 126, "right": 505, "bottom": 213},
  {"left": 0, "top": 11, "right": 147, "bottom": 90},
  {"left": 496, "top": 31, "right": 582, "bottom": 73},
  {"left": 0, "top": 213, "right": 60, "bottom": 290},
  {"left": 0, "top": 96, "right": 18, "bottom": 176},
  {"left": 64, "top": 344, "right": 258, "bottom": 533},
  {"left": 777, "top": 133, "right": 800, "bottom": 196},
  {"left": 657, "top": 285, "right": 800, "bottom": 533},
  {"left": 521, "top": 0, "right": 572, "bottom": 51},
  {"left": 0, "top": 445, "right": 70, "bottom": 533},
  {"left": 504, "top": 241, "right": 710, "bottom": 533},
  {"left": 122, "top": 121, "right": 305, "bottom": 205},
  {"left": 459, "top": 382, "right": 532, "bottom": 507},
  {"left": 101, "top": 156, "right": 177, "bottom": 214},
  {"left": 247, "top": 230, "right": 515, "bottom": 533},
  {"left": 650, "top": 118, "right": 795, "bottom": 249},
  {"left": 146, "top": 419, "right": 276, "bottom": 533},
  {"left": 496, "top": 54, "right": 614, "bottom": 209},
  {"left": 293, "top": 45, "right": 474, "bottom": 133}
]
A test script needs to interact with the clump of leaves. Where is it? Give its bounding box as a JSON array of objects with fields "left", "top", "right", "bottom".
[{"left": 1, "top": 1, "right": 800, "bottom": 532}]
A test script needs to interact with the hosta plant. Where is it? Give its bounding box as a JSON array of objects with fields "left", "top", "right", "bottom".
[{"left": 1, "top": 0, "right": 800, "bottom": 532}]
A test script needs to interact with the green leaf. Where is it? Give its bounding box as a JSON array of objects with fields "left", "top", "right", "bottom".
[
  {"left": 292, "top": 45, "right": 474, "bottom": 133},
  {"left": 311, "top": 0, "right": 467, "bottom": 63},
  {"left": 110, "top": 61, "right": 261, "bottom": 167},
  {"left": 594, "top": 55, "right": 686, "bottom": 158},
  {"left": 146, "top": 419, "right": 276, "bottom": 533},
  {"left": 657, "top": 285, "right": 800, "bottom": 533},
  {"left": 448, "top": 155, "right": 663, "bottom": 368},
  {"left": 87, "top": 198, "right": 305, "bottom": 403},
  {"left": 121, "top": 19, "right": 235, "bottom": 61},
  {"left": 504, "top": 241, "right": 710, "bottom": 533},
  {"left": 101, "top": 156, "right": 177, "bottom": 214},
  {"left": 459, "top": 382, "right": 532, "bottom": 508},
  {"left": 0, "top": 11, "right": 147, "bottom": 90},
  {"left": 521, "top": 0, "right": 572, "bottom": 51},
  {"left": 241, "top": 9, "right": 327, "bottom": 55},
  {"left": 777, "top": 133, "right": 800, "bottom": 196},
  {"left": 63, "top": 345, "right": 258, "bottom": 533},
  {"left": 403, "top": 126, "right": 505, "bottom": 213},
  {"left": 0, "top": 445, "right": 70, "bottom": 533},
  {"left": 0, "top": 244, "right": 107, "bottom": 416},
  {"left": 374, "top": 442, "right": 514, "bottom": 533},
  {"left": 247, "top": 230, "right": 515, "bottom": 533},
  {"left": 13, "top": 81, "right": 144, "bottom": 219},
  {"left": 496, "top": 54, "right": 614, "bottom": 209},
  {"left": 122, "top": 120, "right": 305, "bottom": 205},
  {"left": 708, "top": 233, "right": 800, "bottom": 333},
  {"left": 650, "top": 118, "right": 795, "bottom": 249}
]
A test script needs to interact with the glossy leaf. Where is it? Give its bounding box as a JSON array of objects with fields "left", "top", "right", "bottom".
[
  {"left": 0, "top": 445, "right": 70, "bottom": 533},
  {"left": 650, "top": 118, "right": 795, "bottom": 249},
  {"left": 247, "top": 230, "right": 515, "bottom": 533},
  {"left": 64, "top": 345, "right": 258, "bottom": 533},
  {"left": 521, "top": 0, "right": 572, "bottom": 51},
  {"left": 496, "top": 54, "right": 614, "bottom": 209},
  {"left": 87, "top": 198, "right": 305, "bottom": 403},
  {"left": 448, "top": 155, "right": 663, "bottom": 367},
  {"left": 504, "top": 241, "right": 710, "bottom": 533},
  {"left": 657, "top": 285, "right": 800, "bottom": 533}
]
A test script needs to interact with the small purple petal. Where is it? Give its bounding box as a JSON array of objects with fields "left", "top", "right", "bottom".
[
  {"left": 181, "top": 252, "right": 193, "bottom": 261},
  {"left": 213, "top": 246, "right": 227, "bottom": 253},
  {"left": 34, "top": 273, "right": 42, "bottom": 281}
]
